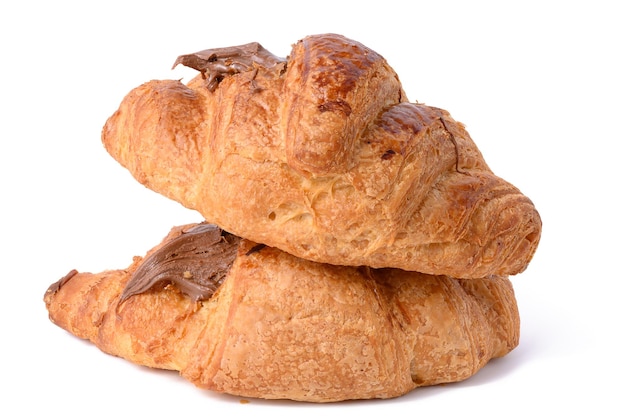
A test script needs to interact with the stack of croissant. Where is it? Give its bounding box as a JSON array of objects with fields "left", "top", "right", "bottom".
[{"left": 44, "top": 34, "right": 541, "bottom": 402}]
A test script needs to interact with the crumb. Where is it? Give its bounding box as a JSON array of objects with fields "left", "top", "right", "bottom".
[{"left": 239, "top": 399, "right": 250, "bottom": 404}]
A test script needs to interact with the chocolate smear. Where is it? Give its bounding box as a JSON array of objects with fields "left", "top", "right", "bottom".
[
  {"left": 119, "top": 223, "right": 241, "bottom": 304},
  {"left": 45, "top": 269, "right": 78, "bottom": 298},
  {"left": 172, "top": 42, "right": 287, "bottom": 92}
]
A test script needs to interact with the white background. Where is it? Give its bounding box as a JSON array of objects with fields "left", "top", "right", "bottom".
[{"left": 1, "top": 1, "right": 624, "bottom": 415}]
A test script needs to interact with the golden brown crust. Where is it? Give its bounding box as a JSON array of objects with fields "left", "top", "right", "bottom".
[
  {"left": 102, "top": 33, "right": 540, "bottom": 278},
  {"left": 44, "top": 224, "right": 519, "bottom": 402}
]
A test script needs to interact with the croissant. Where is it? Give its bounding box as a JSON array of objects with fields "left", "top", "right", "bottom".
[
  {"left": 101, "top": 33, "right": 541, "bottom": 278},
  {"left": 44, "top": 222, "right": 519, "bottom": 402}
]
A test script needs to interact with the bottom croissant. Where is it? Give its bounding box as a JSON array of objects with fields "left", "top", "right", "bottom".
[{"left": 44, "top": 223, "right": 520, "bottom": 402}]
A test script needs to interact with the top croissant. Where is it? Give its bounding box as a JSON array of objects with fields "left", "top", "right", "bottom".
[{"left": 102, "top": 33, "right": 541, "bottom": 278}]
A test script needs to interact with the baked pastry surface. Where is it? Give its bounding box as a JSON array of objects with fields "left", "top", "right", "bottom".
[
  {"left": 102, "top": 34, "right": 541, "bottom": 278},
  {"left": 44, "top": 223, "right": 520, "bottom": 402}
]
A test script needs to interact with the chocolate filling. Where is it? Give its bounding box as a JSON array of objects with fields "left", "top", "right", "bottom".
[
  {"left": 172, "top": 42, "right": 287, "bottom": 92},
  {"left": 45, "top": 269, "right": 79, "bottom": 298},
  {"left": 119, "top": 223, "right": 241, "bottom": 303}
]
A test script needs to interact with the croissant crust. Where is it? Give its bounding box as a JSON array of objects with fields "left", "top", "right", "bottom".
[
  {"left": 44, "top": 223, "right": 520, "bottom": 402},
  {"left": 102, "top": 33, "right": 541, "bottom": 278}
]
